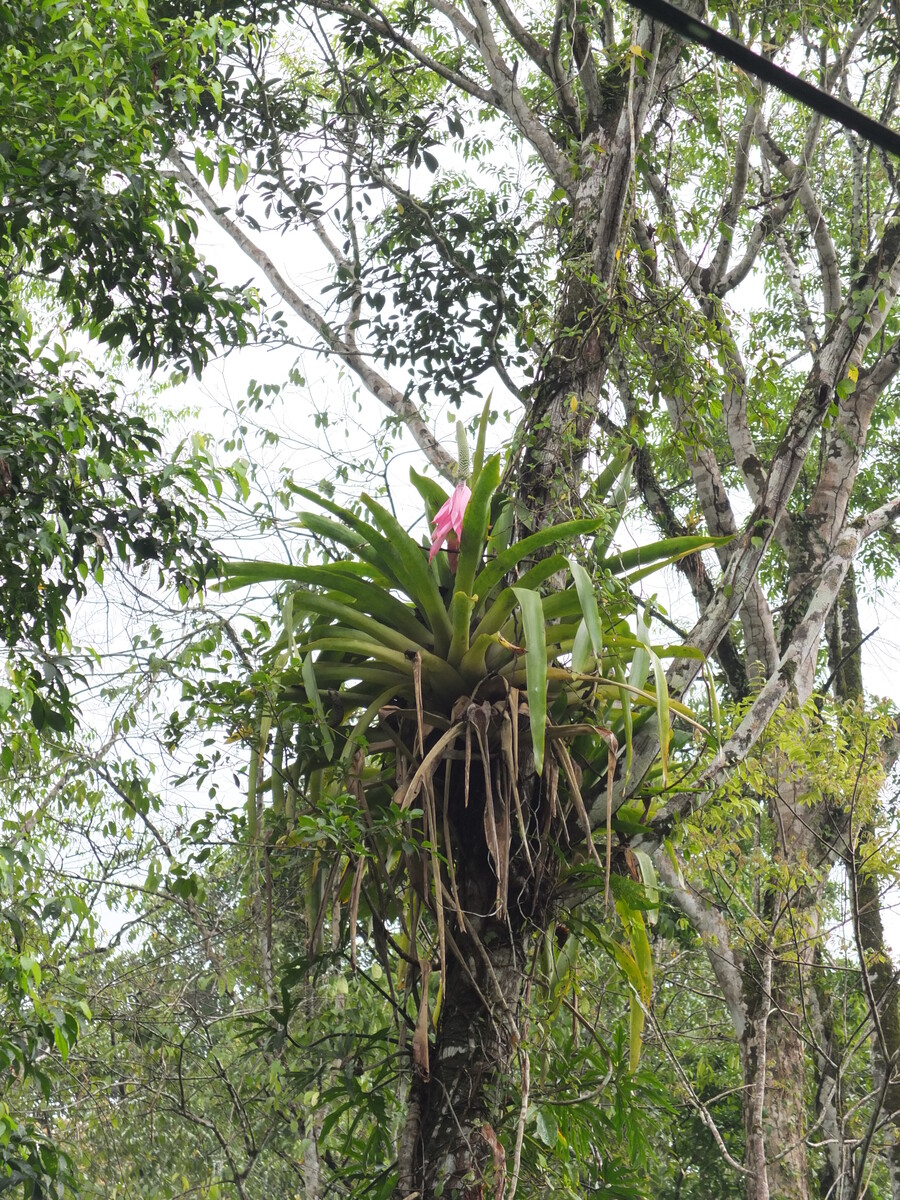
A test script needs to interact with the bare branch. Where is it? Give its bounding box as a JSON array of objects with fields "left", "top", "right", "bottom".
[
  {"left": 709, "top": 98, "right": 760, "bottom": 289},
  {"left": 167, "top": 152, "right": 457, "bottom": 480},
  {"left": 757, "top": 121, "right": 842, "bottom": 318},
  {"left": 546, "top": 0, "right": 579, "bottom": 123},
  {"left": 464, "top": 0, "right": 576, "bottom": 191},
  {"left": 424, "top": 0, "right": 479, "bottom": 43},
  {"left": 707, "top": 313, "right": 768, "bottom": 506},
  {"left": 860, "top": 493, "right": 900, "bottom": 540},
  {"left": 647, "top": 170, "right": 702, "bottom": 291},
  {"left": 716, "top": 184, "right": 797, "bottom": 295},
  {"left": 478, "top": 0, "right": 561, "bottom": 95},
  {"left": 571, "top": 15, "right": 605, "bottom": 131},
  {"left": 803, "top": 207, "right": 900, "bottom": 552},
  {"left": 653, "top": 846, "right": 748, "bottom": 1039},
  {"left": 773, "top": 227, "right": 820, "bottom": 350},
  {"left": 639, "top": 325, "right": 778, "bottom": 678}
]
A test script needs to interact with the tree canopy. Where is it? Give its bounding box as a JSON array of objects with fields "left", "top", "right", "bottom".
[{"left": 0, "top": 0, "right": 255, "bottom": 720}]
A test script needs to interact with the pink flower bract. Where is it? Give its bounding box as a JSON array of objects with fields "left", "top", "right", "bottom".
[{"left": 429, "top": 482, "right": 471, "bottom": 564}]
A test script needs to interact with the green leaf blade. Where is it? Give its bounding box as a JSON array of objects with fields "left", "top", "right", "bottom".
[
  {"left": 512, "top": 587, "right": 548, "bottom": 774},
  {"left": 567, "top": 556, "right": 603, "bottom": 660},
  {"left": 300, "top": 654, "right": 335, "bottom": 760},
  {"left": 601, "top": 534, "right": 732, "bottom": 577},
  {"left": 473, "top": 518, "right": 605, "bottom": 604},
  {"left": 453, "top": 453, "right": 500, "bottom": 600},
  {"left": 361, "top": 494, "right": 453, "bottom": 653}
]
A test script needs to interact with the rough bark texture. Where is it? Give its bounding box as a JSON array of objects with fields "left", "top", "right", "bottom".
[
  {"left": 765, "top": 966, "right": 812, "bottom": 1200},
  {"left": 739, "top": 886, "right": 815, "bottom": 1200},
  {"left": 854, "top": 869, "right": 900, "bottom": 1200},
  {"left": 396, "top": 730, "right": 554, "bottom": 1199},
  {"left": 836, "top": 573, "right": 900, "bottom": 1200},
  {"left": 410, "top": 918, "right": 523, "bottom": 1199},
  {"left": 809, "top": 960, "right": 844, "bottom": 1200},
  {"left": 741, "top": 948, "right": 773, "bottom": 1200},
  {"left": 512, "top": 9, "right": 694, "bottom": 530},
  {"left": 514, "top": 244, "right": 611, "bottom": 529},
  {"left": 763, "top": 769, "right": 824, "bottom": 1200}
]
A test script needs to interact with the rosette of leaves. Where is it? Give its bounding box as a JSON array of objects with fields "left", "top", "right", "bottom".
[
  {"left": 222, "top": 444, "right": 720, "bottom": 780},
  {"left": 218, "top": 434, "right": 723, "bottom": 1069}
]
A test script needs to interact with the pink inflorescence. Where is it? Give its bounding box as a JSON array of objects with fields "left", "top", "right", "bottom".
[{"left": 429, "top": 482, "right": 471, "bottom": 565}]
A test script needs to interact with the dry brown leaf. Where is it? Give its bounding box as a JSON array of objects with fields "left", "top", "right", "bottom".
[{"left": 412, "top": 961, "right": 431, "bottom": 1081}]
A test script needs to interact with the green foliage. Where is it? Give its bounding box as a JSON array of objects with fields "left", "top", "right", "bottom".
[
  {"left": 0, "top": 4, "right": 265, "bottom": 1190},
  {"left": 203, "top": 427, "right": 719, "bottom": 1197},
  {"left": 0, "top": 0, "right": 252, "bottom": 373},
  {"left": 0, "top": 366, "right": 219, "bottom": 720},
  {"left": 10, "top": 0, "right": 900, "bottom": 1191},
  {"left": 0, "top": 730, "right": 107, "bottom": 1198},
  {"left": 0, "top": 0, "right": 259, "bottom": 722},
  {"left": 219, "top": 442, "right": 714, "bottom": 777},
  {"left": 365, "top": 182, "right": 543, "bottom": 405}
]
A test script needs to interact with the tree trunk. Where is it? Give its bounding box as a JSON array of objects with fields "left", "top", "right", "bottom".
[
  {"left": 764, "top": 966, "right": 812, "bottom": 1200},
  {"left": 832, "top": 569, "right": 900, "bottom": 1198},
  {"left": 740, "top": 947, "right": 811, "bottom": 1200},
  {"left": 401, "top": 918, "right": 523, "bottom": 1199},
  {"left": 763, "top": 779, "right": 819, "bottom": 1200},
  {"left": 511, "top": 12, "right": 693, "bottom": 531},
  {"left": 852, "top": 858, "right": 900, "bottom": 1200},
  {"left": 741, "top": 948, "right": 773, "bottom": 1200},
  {"left": 396, "top": 727, "right": 553, "bottom": 1199},
  {"left": 809, "top": 955, "right": 845, "bottom": 1200},
  {"left": 738, "top": 768, "right": 824, "bottom": 1200}
]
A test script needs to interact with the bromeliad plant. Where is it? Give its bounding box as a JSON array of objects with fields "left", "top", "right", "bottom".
[
  {"left": 217, "top": 408, "right": 726, "bottom": 1197},
  {"left": 218, "top": 413, "right": 724, "bottom": 1085}
]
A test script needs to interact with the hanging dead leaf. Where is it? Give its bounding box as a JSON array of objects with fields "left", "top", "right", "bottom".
[
  {"left": 412, "top": 961, "right": 432, "bottom": 1081},
  {"left": 481, "top": 1123, "right": 507, "bottom": 1199},
  {"left": 348, "top": 856, "right": 366, "bottom": 971}
]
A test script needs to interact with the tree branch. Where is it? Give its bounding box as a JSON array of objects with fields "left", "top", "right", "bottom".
[
  {"left": 653, "top": 516, "right": 873, "bottom": 829},
  {"left": 310, "top": 0, "right": 497, "bottom": 108},
  {"left": 709, "top": 97, "right": 760, "bottom": 290},
  {"left": 757, "top": 121, "right": 843, "bottom": 318},
  {"left": 464, "top": 0, "right": 576, "bottom": 191},
  {"left": 167, "top": 152, "right": 457, "bottom": 480},
  {"left": 653, "top": 845, "right": 748, "bottom": 1039}
]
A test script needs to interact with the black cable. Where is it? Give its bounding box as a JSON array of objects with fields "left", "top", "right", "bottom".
[{"left": 626, "top": 0, "right": 900, "bottom": 158}]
